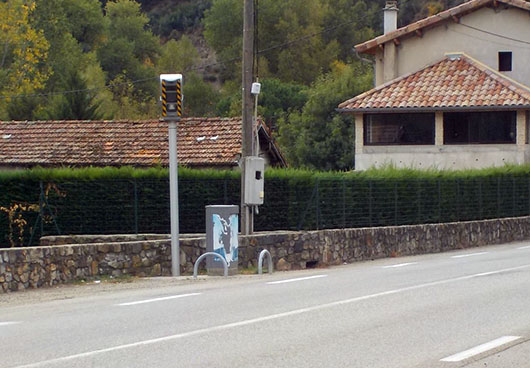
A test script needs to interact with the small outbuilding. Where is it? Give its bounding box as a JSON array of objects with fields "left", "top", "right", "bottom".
[{"left": 0, "top": 118, "right": 286, "bottom": 170}]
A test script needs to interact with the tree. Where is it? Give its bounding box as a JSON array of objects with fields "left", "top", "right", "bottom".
[
  {"left": 204, "top": 0, "right": 343, "bottom": 85},
  {"left": 278, "top": 61, "right": 373, "bottom": 170},
  {"left": 32, "top": 0, "right": 86, "bottom": 91},
  {"left": 322, "top": 0, "right": 378, "bottom": 60},
  {"left": 157, "top": 36, "right": 199, "bottom": 74},
  {"left": 62, "top": 0, "right": 107, "bottom": 52},
  {"left": 99, "top": 0, "right": 161, "bottom": 101},
  {"left": 0, "top": 0, "right": 50, "bottom": 118},
  {"left": 6, "top": 96, "right": 42, "bottom": 121},
  {"left": 148, "top": 0, "right": 212, "bottom": 37},
  {"left": 257, "top": 78, "right": 308, "bottom": 130},
  {"left": 203, "top": 0, "right": 243, "bottom": 81},
  {"left": 108, "top": 74, "right": 158, "bottom": 120},
  {"left": 183, "top": 73, "right": 219, "bottom": 116},
  {"left": 104, "top": 0, "right": 160, "bottom": 64},
  {"left": 44, "top": 70, "right": 102, "bottom": 120}
]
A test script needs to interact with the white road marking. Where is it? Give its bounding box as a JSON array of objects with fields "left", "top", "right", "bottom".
[
  {"left": 382, "top": 262, "right": 418, "bottom": 269},
  {"left": 517, "top": 245, "right": 530, "bottom": 250},
  {"left": 12, "top": 264, "right": 530, "bottom": 368},
  {"left": 117, "top": 293, "right": 201, "bottom": 306},
  {"left": 451, "top": 252, "right": 488, "bottom": 259},
  {"left": 440, "top": 336, "right": 522, "bottom": 362},
  {"left": 266, "top": 275, "right": 328, "bottom": 284},
  {"left": 0, "top": 321, "right": 21, "bottom": 327}
]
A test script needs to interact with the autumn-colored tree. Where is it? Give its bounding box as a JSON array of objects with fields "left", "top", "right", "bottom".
[{"left": 0, "top": 0, "right": 50, "bottom": 118}]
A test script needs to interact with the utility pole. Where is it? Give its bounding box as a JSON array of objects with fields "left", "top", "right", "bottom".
[{"left": 241, "top": 0, "right": 254, "bottom": 235}]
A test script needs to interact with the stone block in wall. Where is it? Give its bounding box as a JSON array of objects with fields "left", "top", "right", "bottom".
[
  {"left": 131, "top": 243, "right": 142, "bottom": 254},
  {"left": 276, "top": 258, "right": 290, "bottom": 271},
  {"left": 97, "top": 244, "right": 110, "bottom": 253}
]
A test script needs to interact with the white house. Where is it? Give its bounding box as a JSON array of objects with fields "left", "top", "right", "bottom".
[{"left": 338, "top": 0, "right": 530, "bottom": 170}]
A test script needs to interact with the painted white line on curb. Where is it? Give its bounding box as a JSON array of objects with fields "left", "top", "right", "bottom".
[
  {"left": 440, "top": 336, "right": 522, "bottom": 362},
  {"left": 517, "top": 245, "right": 530, "bottom": 250},
  {"left": 0, "top": 321, "right": 21, "bottom": 327},
  {"left": 267, "top": 275, "right": 328, "bottom": 285},
  {"left": 12, "top": 264, "right": 530, "bottom": 368},
  {"left": 382, "top": 262, "right": 418, "bottom": 269},
  {"left": 117, "top": 293, "right": 201, "bottom": 306},
  {"left": 451, "top": 252, "right": 488, "bottom": 259}
]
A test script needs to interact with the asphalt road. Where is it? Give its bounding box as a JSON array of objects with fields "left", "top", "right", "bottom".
[{"left": 2, "top": 241, "right": 530, "bottom": 368}]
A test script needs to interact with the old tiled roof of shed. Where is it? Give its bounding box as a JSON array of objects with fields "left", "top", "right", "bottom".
[
  {"left": 356, "top": 0, "right": 530, "bottom": 54},
  {"left": 0, "top": 117, "right": 284, "bottom": 168},
  {"left": 338, "top": 54, "right": 530, "bottom": 112}
]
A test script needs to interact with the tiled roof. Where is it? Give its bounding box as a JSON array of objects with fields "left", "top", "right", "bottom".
[
  {"left": 338, "top": 54, "right": 530, "bottom": 112},
  {"left": 0, "top": 118, "right": 285, "bottom": 168},
  {"left": 356, "top": 0, "right": 530, "bottom": 54}
]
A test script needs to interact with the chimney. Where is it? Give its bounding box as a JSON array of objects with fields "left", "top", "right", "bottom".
[
  {"left": 382, "top": 1, "right": 399, "bottom": 84},
  {"left": 384, "top": 1, "right": 398, "bottom": 34}
]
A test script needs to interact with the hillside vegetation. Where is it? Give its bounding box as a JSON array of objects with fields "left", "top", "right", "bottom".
[{"left": 0, "top": 0, "right": 466, "bottom": 170}]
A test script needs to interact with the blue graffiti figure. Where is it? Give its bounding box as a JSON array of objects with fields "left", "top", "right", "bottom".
[{"left": 212, "top": 214, "right": 238, "bottom": 266}]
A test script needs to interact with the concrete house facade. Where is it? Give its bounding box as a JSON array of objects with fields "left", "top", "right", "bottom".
[{"left": 338, "top": 0, "right": 530, "bottom": 170}]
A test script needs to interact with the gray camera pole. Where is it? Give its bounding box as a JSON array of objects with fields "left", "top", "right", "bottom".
[{"left": 169, "top": 119, "right": 180, "bottom": 276}]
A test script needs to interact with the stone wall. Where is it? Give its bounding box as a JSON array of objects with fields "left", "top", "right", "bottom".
[{"left": 2, "top": 216, "right": 530, "bottom": 292}]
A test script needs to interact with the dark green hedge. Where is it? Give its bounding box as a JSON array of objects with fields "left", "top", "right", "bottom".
[{"left": 1, "top": 165, "right": 530, "bottom": 247}]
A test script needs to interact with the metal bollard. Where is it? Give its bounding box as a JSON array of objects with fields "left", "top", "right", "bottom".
[
  {"left": 258, "top": 249, "right": 273, "bottom": 275},
  {"left": 193, "top": 252, "right": 228, "bottom": 278}
]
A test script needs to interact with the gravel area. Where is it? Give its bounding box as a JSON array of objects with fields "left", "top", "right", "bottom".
[
  {"left": 0, "top": 275, "right": 249, "bottom": 306},
  {"left": 0, "top": 270, "right": 282, "bottom": 307}
]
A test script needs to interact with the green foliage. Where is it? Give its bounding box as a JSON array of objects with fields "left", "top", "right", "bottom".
[
  {"left": 278, "top": 61, "right": 373, "bottom": 170},
  {"left": 107, "top": 74, "right": 158, "bottom": 119},
  {"left": 322, "top": 0, "right": 378, "bottom": 60},
  {"left": 99, "top": 0, "right": 160, "bottom": 99},
  {"left": 62, "top": 0, "right": 107, "bottom": 52},
  {"left": 157, "top": 36, "right": 199, "bottom": 74},
  {"left": 44, "top": 70, "right": 103, "bottom": 120},
  {"left": 148, "top": 0, "right": 212, "bottom": 37},
  {"left": 203, "top": 0, "right": 243, "bottom": 81},
  {"left": 183, "top": 73, "right": 220, "bottom": 116},
  {"left": 32, "top": 0, "right": 85, "bottom": 91},
  {"left": 105, "top": 0, "right": 160, "bottom": 62},
  {"left": 80, "top": 52, "right": 116, "bottom": 119},
  {"left": 215, "top": 80, "right": 241, "bottom": 117},
  {"left": 6, "top": 96, "right": 42, "bottom": 121},
  {"left": 258, "top": 79, "right": 308, "bottom": 129}
]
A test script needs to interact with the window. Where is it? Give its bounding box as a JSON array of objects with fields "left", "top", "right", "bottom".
[
  {"left": 444, "top": 111, "right": 516, "bottom": 144},
  {"left": 364, "top": 113, "right": 435, "bottom": 145},
  {"left": 498, "top": 51, "right": 512, "bottom": 72}
]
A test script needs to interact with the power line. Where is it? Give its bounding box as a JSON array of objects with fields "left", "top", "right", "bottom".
[
  {"left": 0, "top": 76, "right": 156, "bottom": 100},
  {"left": 448, "top": 27, "right": 530, "bottom": 50},
  {"left": 458, "top": 23, "right": 530, "bottom": 45},
  {"left": 257, "top": 14, "right": 372, "bottom": 55}
]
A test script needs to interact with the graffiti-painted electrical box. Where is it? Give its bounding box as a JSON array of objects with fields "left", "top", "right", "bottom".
[
  {"left": 205, "top": 205, "right": 239, "bottom": 276},
  {"left": 244, "top": 156, "right": 265, "bottom": 205}
]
